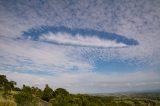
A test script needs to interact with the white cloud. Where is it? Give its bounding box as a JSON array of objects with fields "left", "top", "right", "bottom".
[
  {"left": 0, "top": 38, "right": 93, "bottom": 73},
  {"left": 39, "top": 32, "right": 127, "bottom": 48}
]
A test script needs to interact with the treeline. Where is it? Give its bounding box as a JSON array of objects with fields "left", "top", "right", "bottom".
[{"left": 0, "top": 74, "right": 159, "bottom": 106}]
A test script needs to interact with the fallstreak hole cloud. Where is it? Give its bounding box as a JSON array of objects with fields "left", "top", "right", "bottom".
[{"left": 20, "top": 26, "right": 139, "bottom": 48}]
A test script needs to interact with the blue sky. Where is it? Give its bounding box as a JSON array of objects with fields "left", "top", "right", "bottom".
[{"left": 0, "top": 0, "right": 160, "bottom": 93}]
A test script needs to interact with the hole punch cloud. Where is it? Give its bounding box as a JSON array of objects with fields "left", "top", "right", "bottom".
[{"left": 21, "top": 26, "right": 139, "bottom": 48}]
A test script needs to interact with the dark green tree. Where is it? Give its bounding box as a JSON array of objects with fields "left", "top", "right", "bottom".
[
  {"left": 0, "top": 75, "right": 8, "bottom": 90},
  {"left": 0, "top": 74, "right": 17, "bottom": 98},
  {"left": 10, "top": 80, "right": 16, "bottom": 90},
  {"left": 31, "top": 86, "right": 43, "bottom": 97},
  {"left": 41, "top": 84, "right": 55, "bottom": 101},
  {"left": 55, "top": 88, "right": 69, "bottom": 96},
  {"left": 22, "top": 84, "right": 32, "bottom": 93}
]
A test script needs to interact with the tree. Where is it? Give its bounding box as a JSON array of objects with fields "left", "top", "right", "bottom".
[
  {"left": 22, "top": 84, "right": 32, "bottom": 93},
  {"left": 55, "top": 88, "right": 69, "bottom": 96},
  {"left": 5, "top": 81, "right": 17, "bottom": 93},
  {"left": 41, "top": 84, "right": 55, "bottom": 101},
  {"left": 0, "top": 75, "right": 17, "bottom": 97},
  {"left": 31, "top": 86, "right": 43, "bottom": 97},
  {"left": 10, "top": 81, "right": 16, "bottom": 90},
  {"left": 0, "top": 75, "right": 8, "bottom": 90}
]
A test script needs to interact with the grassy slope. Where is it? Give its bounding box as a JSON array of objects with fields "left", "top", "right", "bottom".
[
  {"left": 0, "top": 91, "right": 16, "bottom": 106},
  {"left": 0, "top": 90, "right": 48, "bottom": 106}
]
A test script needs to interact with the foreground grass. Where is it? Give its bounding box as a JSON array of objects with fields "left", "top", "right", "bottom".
[
  {"left": 0, "top": 91, "right": 16, "bottom": 106},
  {"left": 0, "top": 98, "right": 16, "bottom": 106}
]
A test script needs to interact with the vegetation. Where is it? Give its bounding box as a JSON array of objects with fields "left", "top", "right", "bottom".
[
  {"left": 0, "top": 74, "right": 160, "bottom": 106},
  {"left": 42, "top": 84, "right": 54, "bottom": 102},
  {"left": 0, "top": 98, "right": 16, "bottom": 106}
]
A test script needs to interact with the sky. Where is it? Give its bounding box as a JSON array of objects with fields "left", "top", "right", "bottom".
[{"left": 0, "top": 0, "right": 160, "bottom": 93}]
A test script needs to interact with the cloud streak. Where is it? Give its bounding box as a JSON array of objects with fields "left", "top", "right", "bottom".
[{"left": 40, "top": 32, "right": 127, "bottom": 48}]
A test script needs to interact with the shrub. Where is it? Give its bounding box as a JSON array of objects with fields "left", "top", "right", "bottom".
[{"left": 14, "top": 91, "right": 33, "bottom": 105}]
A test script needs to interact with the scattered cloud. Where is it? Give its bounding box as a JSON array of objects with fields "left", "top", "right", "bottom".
[{"left": 0, "top": 37, "right": 93, "bottom": 74}]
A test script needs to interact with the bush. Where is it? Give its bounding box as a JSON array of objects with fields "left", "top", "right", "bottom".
[{"left": 14, "top": 91, "right": 33, "bottom": 105}]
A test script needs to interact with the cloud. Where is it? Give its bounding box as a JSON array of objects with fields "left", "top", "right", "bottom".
[
  {"left": 39, "top": 32, "right": 127, "bottom": 48},
  {"left": 0, "top": 37, "right": 93, "bottom": 74}
]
